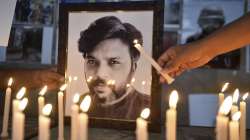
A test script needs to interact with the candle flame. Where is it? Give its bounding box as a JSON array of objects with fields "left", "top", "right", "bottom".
[
  {"left": 80, "top": 95, "right": 91, "bottom": 112},
  {"left": 8, "top": 77, "right": 13, "bottom": 86},
  {"left": 142, "top": 81, "right": 146, "bottom": 85},
  {"left": 221, "top": 82, "right": 229, "bottom": 92},
  {"left": 232, "top": 111, "right": 241, "bottom": 121},
  {"left": 134, "top": 44, "right": 141, "bottom": 50},
  {"left": 16, "top": 87, "right": 26, "bottom": 100},
  {"left": 42, "top": 104, "right": 52, "bottom": 116},
  {"left": 73, "top": 76, "right": 78, "bottom": 81},
  {"left": 107, "top": 80, "right": 115, "bottom": 86},
  {"left": 232, "top": 89, "right": 240, "bottom": 104},
  {"left": 242, "top": 92, "right": 249, "bottom": 101},
  {"left": 126, "top": 84, "right": 131, "bottom": 88},
  {"left": 60, "top": 84, "right": 67, "bottom": 91},
  {"left": 39, "top": 85, "right": 47, "bottom": 96},
  {"left": 112, "top": 80, "right": 115, "bottom": 85},
  {"left": 19, "top": 98, "right": 28, "bottom": 111},
  {"left": 133, "top": 39, "right": 138, "bottom": 44},
  {"left": 169, "top": 90, "right": 179, "bottom": 109},
  {"left": 73, "top": 93, "right": 80, "bottom": 104},
  {"left": 87, "top": 76, "right": 93, "bottom": 83},
  {"left": 131, "top": 78, "right": 135, "bottom": 83},
  {"left": 140, "top": 108, "right": 150, "bottom": 119},
  {"left": 107, "top": 80, "right": 112, "bottom": 85},
  {"left": 219, "top": 96, "right": 233, "bottom": 115},
  {"left": 68, "top": 76, "right": 72, "bottom": 83}
]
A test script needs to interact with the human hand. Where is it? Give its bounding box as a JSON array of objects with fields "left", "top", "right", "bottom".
[
  {"left": 32, "top": 68, "right": 64, "bottom": 90},
  {"left": 157, "top": 42, "right": 213, "bottom": 83}
]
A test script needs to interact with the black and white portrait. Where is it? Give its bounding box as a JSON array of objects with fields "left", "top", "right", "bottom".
[{"left": 65, "top": 11, "right": 154, "bottom": 120}]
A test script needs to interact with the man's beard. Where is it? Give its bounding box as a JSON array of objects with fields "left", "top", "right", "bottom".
[{"left": 87, "top": 78, "right": 127, "bottom": 104}]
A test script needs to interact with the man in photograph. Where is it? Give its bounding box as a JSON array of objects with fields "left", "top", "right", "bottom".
[{"left": 78, "top": 16, "right": 150, "bottom": 120}]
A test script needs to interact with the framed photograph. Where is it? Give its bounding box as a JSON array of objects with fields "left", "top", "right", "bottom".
[{"left": 58, "top": 1, "right": 163, "bottom": 131}]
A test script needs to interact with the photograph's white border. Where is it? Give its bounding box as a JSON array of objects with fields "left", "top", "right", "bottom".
[{"left": 65, "top": 11, "right": 154, "bottom": 116}]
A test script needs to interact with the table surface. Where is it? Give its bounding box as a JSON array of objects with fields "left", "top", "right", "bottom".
[
  {"left": 0, "top": 118, "right": 249, "bottom": 140},
  {"left": 29, "top": 126, "right": 250, "bottom": 140}
]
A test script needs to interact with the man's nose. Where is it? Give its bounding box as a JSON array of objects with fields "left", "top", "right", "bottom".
[{"left": 96, "top": 64, "right": 110, "bottom": 80}]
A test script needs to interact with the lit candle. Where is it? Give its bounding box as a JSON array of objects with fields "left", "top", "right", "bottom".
[
  {"left": 12, "top": 98, "right": 28, "bottom": 140},
  {"left": 136, "top": 108, "right": 150, "bottom": 140},
  {"left": 1, "top": 78, "right": 13, "bottom": 137},
  {"left": 79, "top": 95, "right": 91, "bottom": 140},
  {"left": 38, "top": 85, "right": 47, "bottom": 116},
  {"left": 166, "top": 90, "right": 179, "bottom": 140},
  {"left": 229, "top": 111, "right": 241, "bottom": 140},
  {"left": 218, "top": 82, "right": 229, "bottom": 107},
  {"left": 240, "top": 93, "right": 248, "bottom": 140},
  {"left": 13, "top": 87, "right": 26, "bottom": 117},
  {"left": 232, "top": 89, "right": 240, "bottom": 117},
  {"left": 39, "top": 104, "right": 52, "bottom": 140},
  {"left": 71, "top": 93, "right": 80, "bottom": 140},
  {"left": 87, "top": 76, "right": 93, "bottom": 83},
  {"left": 133, "top": 40, "right": 174, "bottom": 84},
  {"left": 58, "top": 84, "right": 67, "bottom": 140},
  {"left": 216, "top": 96, "right": 233, "bottom": 140},
  {"left": 73, "top": 76, "right": 78, "bottom": 81},
  {"left": 130, "top": 77, "right": 136, "bottom": 87}
]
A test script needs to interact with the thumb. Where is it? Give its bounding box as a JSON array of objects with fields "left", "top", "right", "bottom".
[{"left": 162, "top": 59, "right": 180, "bottom": 74}]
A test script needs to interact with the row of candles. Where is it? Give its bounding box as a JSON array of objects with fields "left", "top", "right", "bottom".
[
  {"left": 0, "top": 78, "right": 91, "bottom": 140},
  {"left": 217, "top": 83, "right": 249, "bottom": 140},
  {"left": 0, "top": 78, "right": 249, "bottom": 140}
]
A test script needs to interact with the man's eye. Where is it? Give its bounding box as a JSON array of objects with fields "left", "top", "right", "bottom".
[
  {"left": 87, "top": 60, "right": 96, "bottom": 65},
  {"left": 110, "top": 60, "right": 120, "bottom": 65}
]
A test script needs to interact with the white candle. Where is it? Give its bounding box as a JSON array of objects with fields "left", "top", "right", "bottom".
[
  {"left": 1, "top": 78, "right": 13, "bottom": 137},
  {"left": 216, "top": 115, "right": 229, "bottom": 140},
  {"left": 12, "top": 98, "right": 28, "bottom": 140},
  {"left": 232, "top": 89, "right": 240, "bottom": 117},
  {"left": 39, "top": 104, "right": 52, "bottom": 140},
  {"left": 79, "top": 95, "right": 91, "bottom": 140},
  {"left": 12, "top": 87, "right": 26, "bottom": 133},
  {"left": 38, "top": 86, "right": 47, "bottom": 116},
  {"left": 133, "top": 40, "right": 174, "bottom": 84},
  {"left": 240, "top": 93, "right": 248, "bottom": 140},
  {"left": 136, "top": 108, "right": 150, "bottom": 140},
  {"left": 166, "top": 90, "right": 178, "bottom": 140},
  {"left": 13, "top": 112, "right": 24, "bottom": 140},
  {"left": 218, "top": 82, "right": 229, "bottom": 107},
  {"left": 229, "top": 111, "right": 241, "bottom": 140},
  {"left": 58, "top": 84, "right": 67, "bottom": 140},
  {"left": 219, "top": 93, "right": 224, "bottom": 107},
  {"left": 71, "top": 94, "right": 80, "bottom": 140},
  {"left": 216, "top": 96, "right": 233, "bottom": 140}
]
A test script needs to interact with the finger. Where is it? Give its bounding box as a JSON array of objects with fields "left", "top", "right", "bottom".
[
  {"left": 159, "top": 76, "right": 165, "bottom": 83},
  {"left": 162, "top": 60, "right": 179, "bottom": 75},
  {"left": 175, "top": 68, "right": 185, "bottom": 77},
  {"left": 157, "top": 50, "right": 172, "bottom": 67},
  {"left": 44, "top": 71, "right": 64, "bottom": 81}
]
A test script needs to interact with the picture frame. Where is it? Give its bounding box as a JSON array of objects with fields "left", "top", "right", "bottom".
[{"left": 58, "top": 1, "right": 164, "bottom": 132}]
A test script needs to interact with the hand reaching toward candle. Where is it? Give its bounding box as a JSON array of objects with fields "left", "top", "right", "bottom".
[
  {"left": 158, "top": 43, "right": 213, "bottom": 80},
  {"left": 32, "top": 68, "right": 64, "bottom": 90},
  {"left": 158, "top": 13, "right": 250, "bottom": 82},
  {"left": 0, "top": 68, "right": 64, "bottom": 90}
]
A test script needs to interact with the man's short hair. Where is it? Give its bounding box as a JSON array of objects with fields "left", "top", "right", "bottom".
[{"left": 78, "top": 16, "right": 143, "bottom": 60}]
